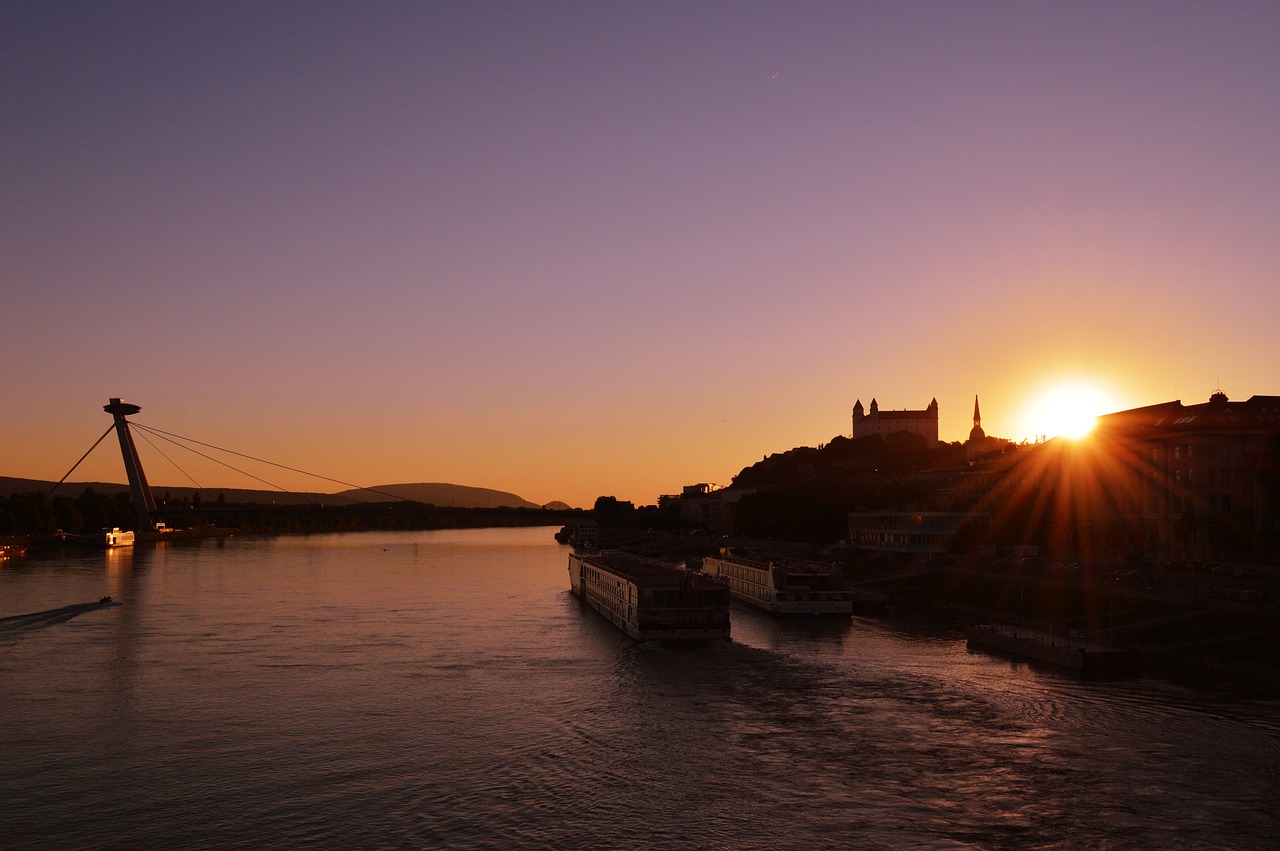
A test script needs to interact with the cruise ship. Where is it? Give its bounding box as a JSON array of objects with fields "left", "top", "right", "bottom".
[
  {"left": 702, "top": 551, "right": 854, "bottom": 616},
  {"left": 568, "top": 552, "right": 730, "bottom": 640}
]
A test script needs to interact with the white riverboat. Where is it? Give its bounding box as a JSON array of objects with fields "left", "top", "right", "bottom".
[
  {"left": 104, "top": 528, "right": 135, "bottom": 548},
  {"left": 568, "top": 552, "right": 730, "bottom": 640},
  {"left": 702, "top": 551, "right": 854, "bottom": 616}
]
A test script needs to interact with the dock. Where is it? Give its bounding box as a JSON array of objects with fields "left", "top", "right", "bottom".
[{"left": 966, "top": 624, "right": 1133, "bottom": 676}]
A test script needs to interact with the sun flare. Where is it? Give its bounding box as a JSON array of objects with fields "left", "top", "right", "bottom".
[{"left": 1021, "top": 380, "right": 1118, "bottom": 441}]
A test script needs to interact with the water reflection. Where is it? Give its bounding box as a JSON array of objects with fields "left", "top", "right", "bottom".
[
  {"left": 105, "top": 545, "right": 136, "bottom": 598},
  {"left": 0, "top": 528, "right": 1276, "bottom": 850},
  {"left": 731, "top": 602, "right": 858, "bottom": 655}
]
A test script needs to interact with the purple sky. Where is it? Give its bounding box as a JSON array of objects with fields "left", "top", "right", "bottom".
[{"left": 4, "top": 1, "right": 1279, "bottom": 507}]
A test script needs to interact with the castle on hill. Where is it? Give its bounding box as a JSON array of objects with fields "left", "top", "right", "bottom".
[
  {"left": 852, "top": 397, "right": 939, "bottom": 446},
  {"left": 851, "top": 394, "right": 1007, "bottom": 459}
]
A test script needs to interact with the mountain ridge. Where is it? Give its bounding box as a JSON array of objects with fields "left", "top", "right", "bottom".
[
  {"left": 0, "top": 477, "right": 570, "bottom": 510},
  {"left": 332, "top": 482, "right": 543, "bottom": 509}
]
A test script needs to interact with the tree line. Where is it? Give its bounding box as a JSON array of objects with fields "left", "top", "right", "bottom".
[
  {"left": 0, "top": 489, "right": 576, "bottom": 539},
  {"left": 0, "top": 489, "right": 137, "bottom": 537}
]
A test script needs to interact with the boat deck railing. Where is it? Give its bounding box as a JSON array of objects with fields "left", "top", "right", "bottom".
[{"left": 973, "top": 623, "right": 1120, "bottom": 653}]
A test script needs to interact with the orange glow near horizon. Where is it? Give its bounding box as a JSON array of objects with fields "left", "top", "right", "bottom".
[{"left": 1016, "top": 379, "right": 1120, "bottom": 442}]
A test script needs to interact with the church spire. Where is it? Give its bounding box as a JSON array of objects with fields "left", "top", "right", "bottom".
[{"left": 968, "top": 394, "right": 986, "bottom": 444}]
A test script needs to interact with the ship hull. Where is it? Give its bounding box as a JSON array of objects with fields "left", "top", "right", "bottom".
[{"left": 569, "top": 553, "right": 730, "bottom": 641}]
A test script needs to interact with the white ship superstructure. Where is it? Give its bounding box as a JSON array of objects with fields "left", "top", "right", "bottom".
[
  {"left": 104, "top": 527, "right": 135, "bottom": 547},
  {"left": 703, "top": 552, "right": 853, "bottom": 616}
]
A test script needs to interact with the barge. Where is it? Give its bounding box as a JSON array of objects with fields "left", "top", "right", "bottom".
[
  {"left": 966, "top": 624, "right": 1133, "bottom": 677},
  {"left": 702, "top": 551, "right": 854, "bottom": 616},
  {"left": 568, "top": 552, "right": 730, "bottom": 640}
]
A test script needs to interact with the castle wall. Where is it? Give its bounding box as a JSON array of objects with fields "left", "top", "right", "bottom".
[{"left": 852, "top": 399, "right": 939, "bottom": 446}]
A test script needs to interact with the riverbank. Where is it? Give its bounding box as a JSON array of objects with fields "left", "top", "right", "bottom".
[
  {"left": 850, "top": 564, "right": 1280, "bottom": 693},
  {"left": 568, "top": 528, "right": 1280, "bottom": 691},
  {"left": 17, "top": 526, "right": 235, "bottom": 552}
]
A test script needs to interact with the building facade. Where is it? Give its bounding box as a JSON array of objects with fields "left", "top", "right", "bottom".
[
  {"left": 848, "top": 510, "right": 990, "bottom": 559},
  {"left": 1082, "top": 392, "right": 1280, "bottom": 564}
]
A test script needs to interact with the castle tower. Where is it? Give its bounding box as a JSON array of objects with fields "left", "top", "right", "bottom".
[
  {"left": 103, "top": 397, "right": 157, "bottom": 529},
  {"left": 850, "top": 395, "right": 939, "bottom": 446}
]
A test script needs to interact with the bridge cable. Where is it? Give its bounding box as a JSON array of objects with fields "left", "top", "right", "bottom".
[
  {"left": 46, "top": 425, "right": 116, "bottom": 499},
  {"left": 132, "top": 427, "right": 204, "bottom": 491},
  {"left": 129, "top": 423, "right": 319, "bottom": 505},
  {"left": 128, "top": 422, "right": 422, "bottom": 505}
]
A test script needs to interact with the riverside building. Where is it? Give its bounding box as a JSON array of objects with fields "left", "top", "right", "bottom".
[{"left": 1084, "top": 391, "right": 1280, "bottom": 564}]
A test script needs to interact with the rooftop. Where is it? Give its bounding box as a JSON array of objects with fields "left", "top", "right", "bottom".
[
  {"left": 576, "top": 551, "right": 721, "bottom": 590},
  {"left": 1097, "top": 394, "right": 1280, "bottom": 437}
]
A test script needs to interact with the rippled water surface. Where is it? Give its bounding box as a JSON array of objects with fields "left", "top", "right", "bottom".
[{"left": 2, "top": 527, "right": 1277, "bottom": 849}]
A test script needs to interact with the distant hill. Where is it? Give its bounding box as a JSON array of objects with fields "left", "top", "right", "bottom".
[
  {"left": 0, "top": 476, "right": 345, "bottom": 505},
  {"left": 333, "top": 483, "right": 541, "bottom": 509},
  {"left": 1, "top": 477, "right": 125, "bottom": 498},
  {"left": 1, "top": 476, "right": 566, "bottom": 510}
]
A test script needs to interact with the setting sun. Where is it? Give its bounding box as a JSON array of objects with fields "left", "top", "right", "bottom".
[{"left": 1020, "top": 380, "right": 1119, "bottom": 441}]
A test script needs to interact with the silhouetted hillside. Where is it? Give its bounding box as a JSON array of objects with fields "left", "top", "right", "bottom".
[
  {"left": 729, "top": 434, "right": 969, "bottom": 491},
  {"left": 725, "top": 434, "right": 976, "bottom": 542},
  {"left": 1, "top": 477, "right": 557, "bottom": 510},
  {"left": 1, "top": 477, "right": 135, "bottom": 498},
  {"left": 0, "top": 477, "right": 340, "bottom": 506},
  {"left": 333, "top": 483, "right": 540, "bottom": 509}
]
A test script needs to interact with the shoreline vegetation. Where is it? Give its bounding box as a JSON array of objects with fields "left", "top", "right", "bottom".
[{"left": 0, "top": 487, "right": 581, "bottom": 542}]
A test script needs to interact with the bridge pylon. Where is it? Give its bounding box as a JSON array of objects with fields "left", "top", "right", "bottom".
[{"left": 103, "top": 397, "right": 157, "bottom": 529}]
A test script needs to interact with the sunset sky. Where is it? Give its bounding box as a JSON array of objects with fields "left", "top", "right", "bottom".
[{"left": 4, "top": 2, "right": 1279, "bottom": 508}]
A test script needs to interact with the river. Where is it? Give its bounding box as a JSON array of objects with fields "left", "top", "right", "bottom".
[{"left": 1, "top": 527, "right": 1276, "bottom": 849}]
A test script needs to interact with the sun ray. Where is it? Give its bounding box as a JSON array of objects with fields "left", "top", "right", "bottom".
[{"left": 1019, "top": 379, "right": 1120, "bottom": 441}]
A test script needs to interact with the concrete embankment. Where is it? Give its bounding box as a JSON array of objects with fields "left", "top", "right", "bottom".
[{"left": 845, "top": 565, "right": 1280, "bottom": 691}]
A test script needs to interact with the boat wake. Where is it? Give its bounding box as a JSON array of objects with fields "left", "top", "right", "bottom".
[{"left": 0, "top": 601, "right": 122, "bottom": 636}]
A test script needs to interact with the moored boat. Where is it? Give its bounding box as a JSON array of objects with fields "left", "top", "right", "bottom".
[
  {"left": 702, "top": 551, "right": 854, "bottom": 616},
  {"left": 966, "top": 624, "right": 1133, "bottom": 676},
  {"left": 104, "top": 527, "right": 135, "bottom": 547},
  {"left": 568, "top": 551, "right": 730, "bottom": 640}
]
